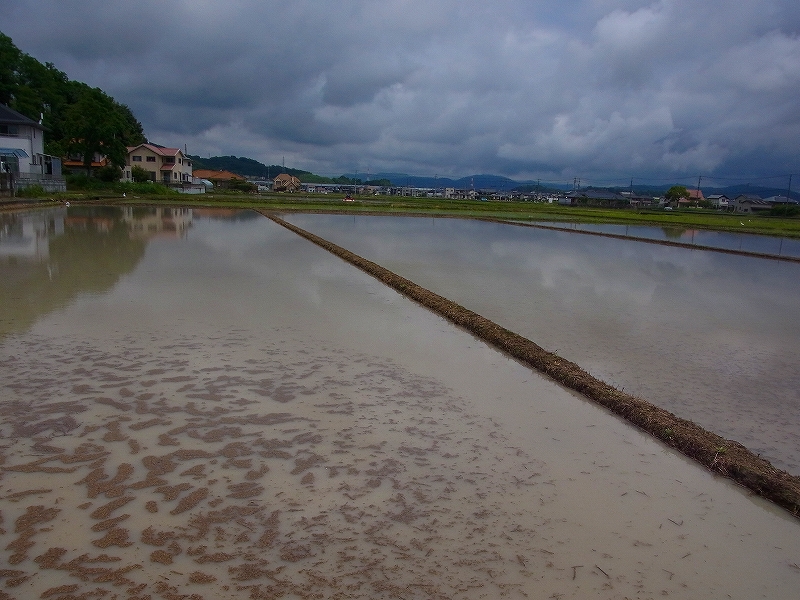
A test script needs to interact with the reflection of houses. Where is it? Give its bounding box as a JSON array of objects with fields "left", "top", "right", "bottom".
[
  {"left": 121, "top": 207, "right": 193, "bottom": 239},
  {"left": 192, "top": 169, "right": 245, "bottom": 190},
  {"left": 63, "top": 214, "right": 116, "bottom": 234},
  {"left": 192, "top": 208, "right": 242, "bottom": 219},
  {"left": 0, "top": 208, "right": 66, "bottom": 262},
  {"left": 272, "top": 173, "right": 301, "bottom": 192},
  {"left": 0, "top": 104, "right": 66, "bottom": 195}
]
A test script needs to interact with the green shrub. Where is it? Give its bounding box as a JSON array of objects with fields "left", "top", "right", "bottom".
[
  {"left": 96, "top": 164, "right": 123, "bottom": 182},
  {"left": 16, "top": 184, "right": 47, "bottom": 198},
  {"left": 131, "top": 165, "right": 151, "bottom": 183},
  {"left": 770, "top": 205, "right": 799, "bottom": 217}
]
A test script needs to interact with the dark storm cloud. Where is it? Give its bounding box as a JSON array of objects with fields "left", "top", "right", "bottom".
[{"left": 2, "top": 0, "right": 799, "bottom": 182}]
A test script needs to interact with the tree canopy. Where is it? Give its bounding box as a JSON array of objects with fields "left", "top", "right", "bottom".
[
  {"left": 0, "top": 31, "right": 145, "bottom": 166},
  {"left": 664, "top": 185, "right": 690, "bottom": 203}
]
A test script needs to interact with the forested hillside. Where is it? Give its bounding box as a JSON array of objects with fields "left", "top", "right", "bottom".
[
  {"left": 188, "top": 155, "right": 374, "bottom": 184},
  {"left": 0, "top": 32, "right": 145, "bottom": 171},
  {"left": 188, "top": 155, "right": 313, "bottom": 179},
  {"left": 189, "top": 154, "right": 391, "bottom": 185}
]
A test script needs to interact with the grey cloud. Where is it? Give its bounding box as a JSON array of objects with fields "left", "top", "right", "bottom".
[{"left": 2, "top": 0, "right": 799, "bottom": 182}]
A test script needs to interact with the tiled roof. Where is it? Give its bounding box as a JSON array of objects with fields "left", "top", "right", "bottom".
[
  {"left": 127, "top": 143, "right": 181, "bottom": 156},
  {"left": 192, "top": 168, "right": 244, "bottom": 180},
  {"left": 63, "top": 157, "right": 109, "bottom": 168},
  {"left": 0, "top": 104, "right": 44, "bottom": 128}
]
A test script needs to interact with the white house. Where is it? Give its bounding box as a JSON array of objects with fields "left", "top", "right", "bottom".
[
  {"left": 0, "top": 104, "right": 65, "bottom": 193},
  {"left": 706, "top": 194, "right": 730, "bottom": 209}
]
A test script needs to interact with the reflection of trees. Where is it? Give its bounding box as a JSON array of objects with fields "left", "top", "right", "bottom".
[
  {"left": 662, "top": 227, "right": 687, "bottom": 240},
  {"left": 0, "top": 207, "right": 146, "bottom": 339}
]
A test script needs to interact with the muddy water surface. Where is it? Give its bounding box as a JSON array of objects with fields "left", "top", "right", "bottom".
[
  {"left": 1, "top": 207, "right": 799, "bottom": 599},
  {"left": 284, "top": 214, "right": 800, "bottom": 477}
]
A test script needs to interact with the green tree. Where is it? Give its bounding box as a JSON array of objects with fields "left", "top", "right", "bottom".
[
  {"left": 228, "top": 178, "right": 257, "bottom": 193},
  {"left": 62, "top": 86, "right": 131, "bottom": 173},
  {"left": 664, "top": 185, "right": 689, "bottom": 204},
  {"left": 95, "top": 164, "right": 123, "bottom": 182},
  {"left": 130, "top": 165, "right": 151, "bottom": 183},
  {"left": 0, "top": 32, "right": 21, "bottom": 105},
  {"left": 0, "top": 32, "right": 146, "bottom": 166}
]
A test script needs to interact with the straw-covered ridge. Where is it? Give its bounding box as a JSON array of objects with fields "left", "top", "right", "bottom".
[{"left": 262, "top": 211, "right": 800, "bottom": 518}]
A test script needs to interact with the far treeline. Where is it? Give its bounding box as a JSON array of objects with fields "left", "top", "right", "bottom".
[
  {"left": 188, "top": 155, "right": 390, "bottom": 187},
  {"left": 0, "top": 31, "right": 146, "bottom": 177}
]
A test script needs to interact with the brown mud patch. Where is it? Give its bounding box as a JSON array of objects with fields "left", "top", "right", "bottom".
[{"left": 263, "top": 211, "right": 800, "bottom": 517}]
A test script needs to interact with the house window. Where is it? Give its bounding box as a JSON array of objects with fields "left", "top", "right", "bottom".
[
  {"left": 146, "top": 156, "right": 156, "bottom": 162},
  {"left": 0, "top": 125, "right": 19, "bottom": 135},
  {"left": 132, "top": 155, "right": 142, "bottom": 162}
]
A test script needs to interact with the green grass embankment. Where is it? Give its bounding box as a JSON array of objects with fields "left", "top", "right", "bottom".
[{"left": 4, "top": 191, "right": 800, "bottom": 239}]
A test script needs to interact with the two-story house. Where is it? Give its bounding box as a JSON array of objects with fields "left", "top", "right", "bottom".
[
  {"left": 0, "top": 104, "right": 66, "bottom": 194},
  {"left": 122, "top": 143, "right": 194, "bottom": 187}
]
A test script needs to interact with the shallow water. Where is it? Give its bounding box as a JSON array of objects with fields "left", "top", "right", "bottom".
[
  {"left": 1, "top": 207, "right": 800, "bottom": 599},
  {"left": 525, "top": 220, "right": 800, "bottom": 258},
  {"left": 284, "top": 214, "right": 800, "bottom": 476}
]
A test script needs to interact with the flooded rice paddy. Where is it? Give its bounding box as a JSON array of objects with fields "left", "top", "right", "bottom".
[
  {"left": 1, "top": 206, "right": 799, "bottom": 599},
  {"left": 525, "top": 221, "right": 800, "bottom": 259},
  {"left": 284, "top": 214, "right": 800, "bottom": 477}
]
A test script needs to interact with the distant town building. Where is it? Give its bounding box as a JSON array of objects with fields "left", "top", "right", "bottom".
[
  {"left": 706, "top": 194, "right": 730, "bottom": 209},
  {"left": 733, "top": 194, "right": 772, "bottom": 213},
  {"left": 191, "top": 169, "right": 245, "bottom": 189}
]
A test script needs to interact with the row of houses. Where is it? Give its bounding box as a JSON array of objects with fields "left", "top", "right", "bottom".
[
  {"left": 557, "top": 188, "right": 797, "bottom": 212},
  {"left": 1, "top": 103, "right": 250, "bottom": 196},
  {"left": 3, "top": 103, "right": 798, "bottom": 208}
]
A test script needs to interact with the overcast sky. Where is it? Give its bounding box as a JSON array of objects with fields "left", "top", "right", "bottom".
[{"left": 3, "top": 0, "right": 800, "bottom": 186}]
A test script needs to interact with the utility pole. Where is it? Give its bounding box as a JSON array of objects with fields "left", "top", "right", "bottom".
[
  {"left": 696, "top": 175, "right": 702, "bottom": 200},
  {"left": 787, "top": 174, "right": 793, "bottom": 202}
]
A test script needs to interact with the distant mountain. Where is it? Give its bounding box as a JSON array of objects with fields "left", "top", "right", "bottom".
[
  {"left": 346, "top": 172, "right": 530, "bottom": 190},
  {"left": 185, "top": 156, "right": 797, "bottom": 200},
  {"left": 188, "top": 155, "right": 334, "bottom": 182}
]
